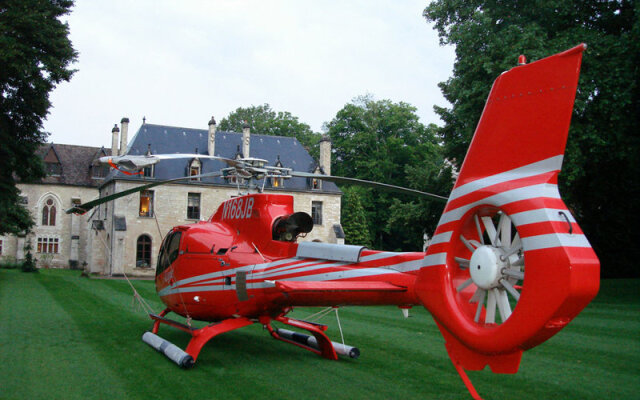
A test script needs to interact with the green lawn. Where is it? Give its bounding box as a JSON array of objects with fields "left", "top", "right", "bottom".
[{"left": 1, "top": 269, "right": 638, "bottom": 400}]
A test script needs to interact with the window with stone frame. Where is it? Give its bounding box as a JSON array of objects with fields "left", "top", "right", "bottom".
[
  {"left": 41, "top": 198, "right": 57, "bottom": 226},
  {"left": 311, "top": 201, "right": 323, "bottom": 225},
  {"left": 37, "top": 237, "right": 59, "bottom": 253},
  {"left": 136, "top": 235, "right": 152, "bottom": 268},
  {"left": 187, "top": 192, "right": 201, "bottom": 220},
  {"left": 139, "top": 190, "right": 154, "bottom": 217}
]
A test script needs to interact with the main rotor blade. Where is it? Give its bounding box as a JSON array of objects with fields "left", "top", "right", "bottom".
[
  {"left": 65, "top": 171, "right": 223, "bottom": 215},
  {"left": 289, "top": 171, "right": 448, "bottom": 202},
  {"left": 100, "top": 154, "right": 242, "bottom": 170},
  {"left": 153, "top": 154, "right": 243, "bottom": 167}
]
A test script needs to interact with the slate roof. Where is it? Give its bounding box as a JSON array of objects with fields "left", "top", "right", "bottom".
[
  {"left": 106, "top": 123, "right": 340, "bottom": 193},
  {"left": 35, "top": 143, "right": 111, "bottom": 187}
]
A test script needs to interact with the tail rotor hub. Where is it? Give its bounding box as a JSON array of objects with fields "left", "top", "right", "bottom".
[
  {"left": 450, "top": 209, "right": 525, "bottom": 326},
  {"left": 469, "top": 245, "right": 505, "bottom": 290}
]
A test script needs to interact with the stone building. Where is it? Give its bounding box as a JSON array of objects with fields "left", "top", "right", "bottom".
[
  {"left": 0, "top": 143, "right": 111, "bottom": 269},
  {"left": 1, "top": 118, "right": 343, "bottom": 276}
]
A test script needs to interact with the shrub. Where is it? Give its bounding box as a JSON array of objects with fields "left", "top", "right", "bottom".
[{"left": 21, "top": 241, "right": 38, "bottom": 273}]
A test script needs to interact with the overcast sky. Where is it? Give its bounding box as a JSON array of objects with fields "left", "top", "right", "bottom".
[{"left": 43, "top": 0, "right": 455, "bottom": 148}]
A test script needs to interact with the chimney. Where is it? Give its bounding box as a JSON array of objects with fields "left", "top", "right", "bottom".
[
  {"left": 208, "top": 116, "right": 217, "bottom": 156},
  {"left": 242, "top": 120, "right": 250, "bottom": 158},
  {"left": 319, "top": 134, "right": 332, "bottom": 176},
  {"left": 119, "top": 117, "right": 129, "bottom": 156},
  {"left": 111, "top": 124, "right": 119, "bottom": 157}
]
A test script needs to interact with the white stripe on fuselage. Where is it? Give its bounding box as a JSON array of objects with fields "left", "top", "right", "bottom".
[{"left": 158, "top": 252, "right": 423, "bottom": 297}]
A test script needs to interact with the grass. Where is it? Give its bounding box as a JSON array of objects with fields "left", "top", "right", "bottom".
[{"left": 0, "top": 269, "right": 638, "bottom": 400}]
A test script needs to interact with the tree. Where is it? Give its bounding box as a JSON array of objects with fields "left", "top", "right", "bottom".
[
  {"left": 0, "top": 0, "right": 77, "bottom": 235},
  {"left": 424, "top": 0, "right": 640, "bottom": 277},
  {"left": 340, "top": 187, "right": 371, "bottom": 247},
  {"left": 325, "top": 96, "right": 451, "bottom": 250},
  {"left": 219, "top": 104, "right": 321, "bottom": 158}
]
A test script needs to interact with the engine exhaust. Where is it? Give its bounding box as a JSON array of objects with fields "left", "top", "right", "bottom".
[
  {"left": 142, "top": 331, "right": 195, "bottom": 368},
  {"left": 276, "top": 328, "right": 360, "bottom": 359}
]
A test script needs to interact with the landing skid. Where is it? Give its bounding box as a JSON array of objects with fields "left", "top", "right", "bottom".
[
  {"left": 143, "top": 309, "right": 358, "bottom": 368},
  {"left": 144, "top": 308, "right": 253, "bottom": 367}
]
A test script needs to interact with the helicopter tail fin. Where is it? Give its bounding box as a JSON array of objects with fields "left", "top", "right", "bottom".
[{"left": 415, "top": 44, "right": 600, "bottom": 374}]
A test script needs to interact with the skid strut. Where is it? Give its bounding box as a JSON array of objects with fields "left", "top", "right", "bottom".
[
  {"left": 261, "top": 314, "right": 359, "bottom": 360},
  {"left": 144, "top": 308, "right": 253, "bottom": 367}
]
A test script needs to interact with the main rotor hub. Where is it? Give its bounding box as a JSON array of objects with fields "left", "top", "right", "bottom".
[{"left": 469, "top": 245, "right": 506, "bottom": 290}]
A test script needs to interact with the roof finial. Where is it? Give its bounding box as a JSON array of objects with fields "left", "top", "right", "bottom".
[
  {"left": 142, "top": 116, "right": 146, "bottom": 124},
  {"left": 146, "top": 144, "right": 151, "bottom": 156}
]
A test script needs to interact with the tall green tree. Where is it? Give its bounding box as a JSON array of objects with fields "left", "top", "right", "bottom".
[
  {"left": 325, "top": 96, "right": 451, "bottom": 250},
  {"left": 340, "top": 187, "right": 372, "bottom": 248},
  {"left": 424, "top": 0, "right": 639, "bottom": 277},
  {"left": 0, "top": 0, "right": 77, "bottom": 235},
  {"left": 219, "top": 104, "right": 321, "bottom": 158}
]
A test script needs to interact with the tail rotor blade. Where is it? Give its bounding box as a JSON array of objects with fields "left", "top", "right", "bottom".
[
  {"left": 474, "top": 214, "right": 484, "bottom": 245},
  {"left": 456, "top": 278, "right": 474, "bottom": 293},
  {"left": 481, "top": 216, "right": 498, "bottom": 246},
  {"left": 485, "top": 289, "right": 497, "bottom": 324},
  {"left": 496, "top": 289, "right": 512, "bottom": 321}
]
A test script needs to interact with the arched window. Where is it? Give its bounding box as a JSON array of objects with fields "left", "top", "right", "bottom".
[
  {"left": 136, "top": 235, "right": 152, "bottom": 268},
  {"left": 42, "top": 198, "right": 56, "bottom": 226}
]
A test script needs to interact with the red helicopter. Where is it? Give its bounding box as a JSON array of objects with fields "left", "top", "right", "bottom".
[{"left": 68, "top": 45, "right": 599, "bottom": 400}]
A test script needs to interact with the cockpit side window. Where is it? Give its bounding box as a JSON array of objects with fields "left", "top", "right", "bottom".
[
  {"left": 156, "top": 231, "right": 182, "bottom": 276},
  {"left": 156, "top": 234, "right": 169, "bottom": 276},
  {"left": 167, "top": 231, "right": 182, "bottom": 265}
]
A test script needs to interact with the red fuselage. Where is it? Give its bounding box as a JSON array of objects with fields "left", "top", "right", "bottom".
[{"left": 155, "top": 193, "right": 423, "bottom": 321}]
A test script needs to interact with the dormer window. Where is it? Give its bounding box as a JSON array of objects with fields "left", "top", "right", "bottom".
[
  {"left": 223, "top": 170, "right": 238, "bottom": 184},
  {"left": 143, "top": 165, "right": 154, "bottom": 178},
  {"left": 271, "top": 177, "right": 284, "bottom": 188},
  {"left": 92, "top": 164, "right": 109, "bottom": 178},
  {"left": 43, "top": 146, "right": 62, "bottom": 176},
  {"left": 190, "top": 159, "right": 201, "bottom": 181},
  {"left": 310, "top": 165, "right": 322, "bottom": 190},
  {"left": 46, "top": 162, "right": 62, "bottom": 176}
]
